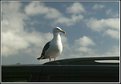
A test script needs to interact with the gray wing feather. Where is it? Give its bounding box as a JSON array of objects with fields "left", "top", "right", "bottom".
[{"left": 37, "top": 41, "right": 50, "bottom": 60}]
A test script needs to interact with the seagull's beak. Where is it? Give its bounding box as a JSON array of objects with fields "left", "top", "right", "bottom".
[{"left": 61, "top": 30, "right": 66, "bottom": 35}]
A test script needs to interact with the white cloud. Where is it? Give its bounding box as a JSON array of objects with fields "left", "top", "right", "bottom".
[
  {"left": 2, "top": 2, "right": 25, "bottom": 33},
  {"left": 55, "top": 15, "right": 83, "bottom": 26},
  {"left": 67, "top": 2, "right": 85, "bottom": 14},
  {"left": 77, "top": 47, "right": 95, "bottom": 55},
  {"left": 45, "top": 8, "right": 62, "bottom": 19},
  {"left": 92, "top": 4, "right": 104, "bottom": 10},
  {"left": 72, "top": 36, "right": 119, "bottom": 57},
  {"left": 104, "top": 29, "right": 119, "bottom": 39},
  {"left": 74, "top": 36, "right": 96, "bottom": 56},
  {"left": 1, "top": 2, "right": 53, "bottom": 57},
  {"left": 25, "top": 2, "right": 47, "bottom": 15},
  {"left": 86, "top": 18, "right": 119, "bottom": 39},
  {"left": 2, "top": 32, "right": 29, "bottom": 56},
  {"left": 2, "top": 2, "right": 27, "bottom": 56},
  {"left": 2, "top": 1, "right": 21, "bottom": 14},
  {"left": 87, "top": 18, "right": 119, "bottom": 31},
  {"left": 25, "top": 2, "right": 62, "bottom": 19},
  {"left": 25, "top": 2, "right": 84, "bottom": 26},
  {"left": 75, "top": 36, "right": 95, "bottom": 47}
]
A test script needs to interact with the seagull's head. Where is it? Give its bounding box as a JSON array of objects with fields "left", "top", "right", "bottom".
[{"left": 53, "top": 27, "right": 66, "bottom": 34}]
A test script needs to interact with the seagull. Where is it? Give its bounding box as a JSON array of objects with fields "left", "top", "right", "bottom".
[{"left": 37, "top": 27, "right": 66, "bottom": 62}]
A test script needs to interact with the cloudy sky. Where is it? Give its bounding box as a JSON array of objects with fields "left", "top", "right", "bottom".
[{"left": 1, "top": 1, "right": 120, "bottom": 65}]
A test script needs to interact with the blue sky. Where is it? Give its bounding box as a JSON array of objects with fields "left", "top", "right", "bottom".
[{"left": 1, "top": 1, "right": 120, "bottom": 65}]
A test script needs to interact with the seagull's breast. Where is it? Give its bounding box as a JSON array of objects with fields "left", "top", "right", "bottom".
[
  {"left": 50, "top": 39, "right": 63, "bottom": 54},
  {"left": 57, "top": 40, "right": 63, "bottom": 53},
  {"left": 45, "top": 38, "right": 63, "bottom": 58}
]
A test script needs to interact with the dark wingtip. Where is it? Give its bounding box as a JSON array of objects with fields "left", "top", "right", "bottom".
[{"left": 37, "top": 57, "right": 41, "bottom": 60}]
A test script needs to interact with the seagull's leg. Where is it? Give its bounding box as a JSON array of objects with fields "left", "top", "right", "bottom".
[
  {"left": 54, "top": 57, "right": 56, "bottom": 61},
  {"left": 49, "top": 57, "right": 51, "bottom": 62}
]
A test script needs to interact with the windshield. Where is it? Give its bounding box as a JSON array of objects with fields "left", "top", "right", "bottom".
[{"left": 1, "top": 1, "right": 120, "bottom": 65}]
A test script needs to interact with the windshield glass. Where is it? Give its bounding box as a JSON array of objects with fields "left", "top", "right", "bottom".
[{"left": 1, "top": 1, "right": 120, "bottom": 65}]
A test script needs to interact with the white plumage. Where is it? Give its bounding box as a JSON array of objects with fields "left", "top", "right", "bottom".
[{"left": 37, "top": 27, "right": 66, "bottom": 61}]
